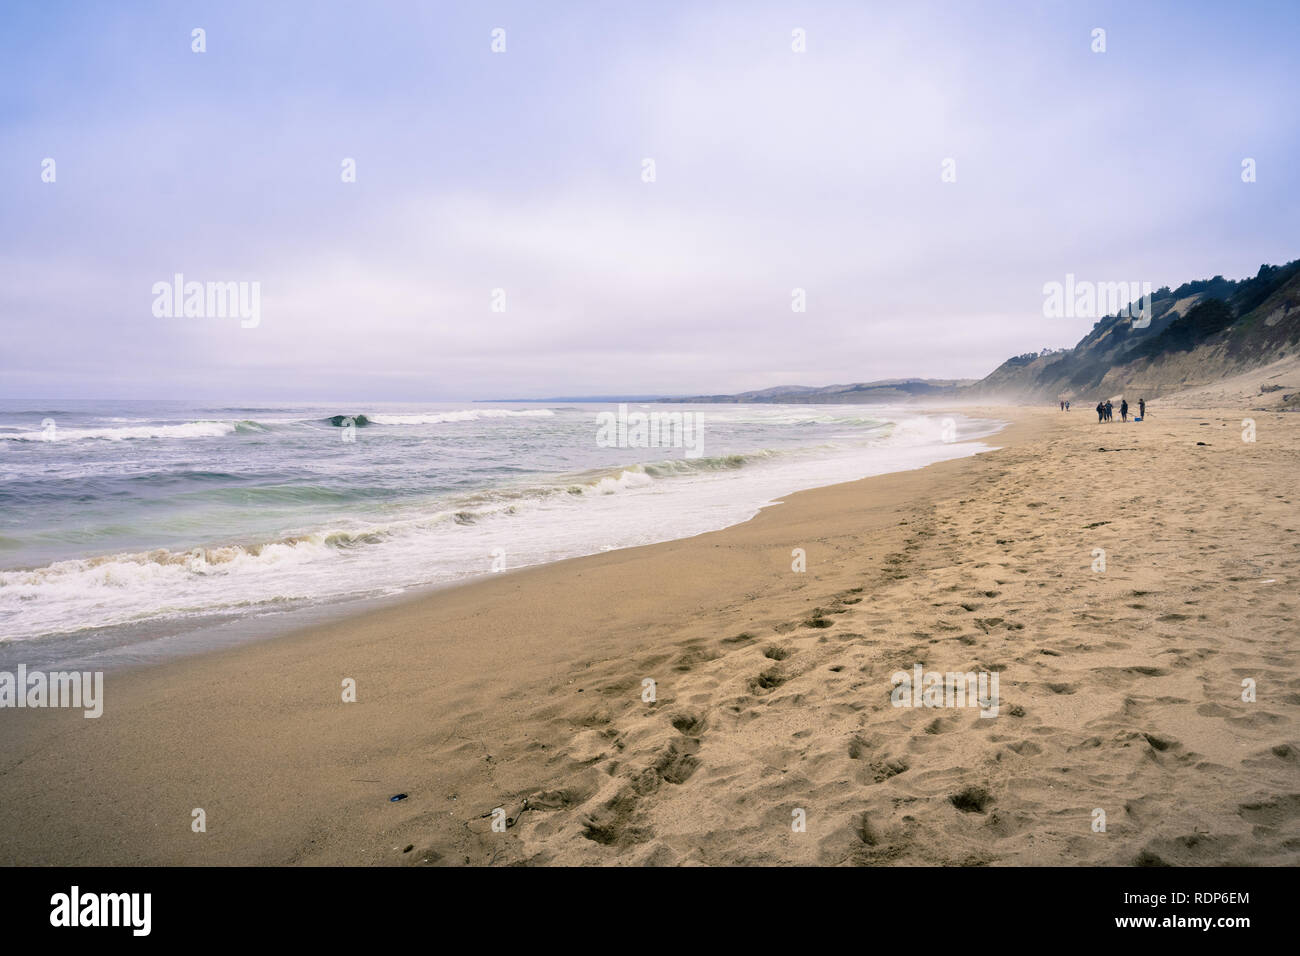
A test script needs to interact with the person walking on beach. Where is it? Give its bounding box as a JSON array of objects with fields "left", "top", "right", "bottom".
[
  {"left": 1065, "top": 401, "right": 1070, "bottom": 411},
  {"left": 1106, "top": 400, "right": 1114, "bottom": 421},
  {"left": 1096, "top": 400, "right": 1105, "bottom": 423},
  {"left": 1060, "top": 401, "right": 1065, "bottom": 411},
  {"left": 1139, "top": 398, "right": 1146, "bottom": 418},
  {"left": 1120, "top": 399, "right": 1129, "bottom": 422}
]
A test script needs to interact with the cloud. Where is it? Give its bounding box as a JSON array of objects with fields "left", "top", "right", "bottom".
[{"left": 2, "top": 0, "right": 1297, "bottom": 399}]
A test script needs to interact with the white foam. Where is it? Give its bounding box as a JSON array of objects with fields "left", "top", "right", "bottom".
[
  {"left": 368, "top": 409, "right": 555, "bottom": 425},
  {"left": 0, "top": 421, "right": 242, "bottom": 442}
]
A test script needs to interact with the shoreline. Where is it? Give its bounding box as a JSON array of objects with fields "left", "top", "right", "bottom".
[{"left": 2, "top": 403, "right": 1296, "bottom": 865}]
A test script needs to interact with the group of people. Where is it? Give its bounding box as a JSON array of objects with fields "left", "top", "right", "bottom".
[
  {"left": 1092, "top": 397, "right": 1145, "bottom": 423},
  {"left": 1059, "top": 396, "right": 1148, "bottom": 422}
]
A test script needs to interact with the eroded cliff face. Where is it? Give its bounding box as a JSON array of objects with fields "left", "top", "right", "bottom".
[{"left": 962, "top": 262, "right": 1300, "bottom": 403}]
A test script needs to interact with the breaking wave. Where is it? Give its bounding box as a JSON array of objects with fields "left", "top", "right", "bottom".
[
  {"left": 0, "top": 420, "right": 265, "bottom": 442},
  {"left": 365, "top": 409, "right": 557, "bottom": 425}
]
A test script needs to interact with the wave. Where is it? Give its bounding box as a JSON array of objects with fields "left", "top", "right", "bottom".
[
  {"left": 0, "top": 449, "right": 778, "bottom": 590},
  {"left": 0, "top": 420, "right": 266, "bottom": 442},
  {"left": 704, "top": 410, "right": 889, "bottom": 427},
  {"left": 0, "top": 409, "right": 1006, "bottom": 643},
  {"left": 366, "top": 409, "right": 556, "bottom": 425},
  {"left": 565, "top": 468, "right": 655, "bottom": 496},
  {"left": 195, "top": 483, "right": 389, "bottom": 504},
  {"left": 550, "top": 449, "right": 782, "bottom": 495},
  {"left": 641, "top": 449, "right": 778, "bottom": 476},
  {"left": 1, "top": 530, "right": 387, "bottom": 589},
  {"left": 2, "top": 409, "right": 77, "bottom": 419},
  {"left": 202, "top": 407, "right": 286, "bottom": 414}
]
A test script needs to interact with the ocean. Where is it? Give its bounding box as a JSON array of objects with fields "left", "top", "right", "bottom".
[{"left": 0, "top": 400, "right": 1003, "bottom": 668}]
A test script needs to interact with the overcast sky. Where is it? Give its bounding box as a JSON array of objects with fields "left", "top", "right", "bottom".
[{"left": 2, "top": 0, "right": 1297, "bottom": 401}]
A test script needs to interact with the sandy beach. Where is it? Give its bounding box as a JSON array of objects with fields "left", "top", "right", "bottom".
[{"left": 1, "top": 397, "right": 1296, "bottom": 866}]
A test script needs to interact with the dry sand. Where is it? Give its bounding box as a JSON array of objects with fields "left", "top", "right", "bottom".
[{"left": 1, "top": 400, "right": 1297, "bottom": 866}]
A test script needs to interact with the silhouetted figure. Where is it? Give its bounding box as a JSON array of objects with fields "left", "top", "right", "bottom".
[
  {"left": 1120, "top": 399, "right": 1128, "bottom": 422},
  {"left": 1105, "top": 400, "right": 1113, "bottom": 421},
  {"left": 1139, "top": 398, "right": 1145, "bottom": 418},
  {"left": 1065, "top": 401, "right": 1070, "bottom": 411},
  {"left": 1096, "top": 401, "right": 1105, "bottom": 423}
]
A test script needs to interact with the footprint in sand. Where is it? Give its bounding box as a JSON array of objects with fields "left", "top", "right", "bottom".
[
  {"left": 1196, "top": 702, "right": 1233, "bottom": 717},
  {"left": 645, "top": 738, "right": 700, "bottom": 787},
  {"left": 950, "top": 786, "right": 994, "bottom": 813},
  {"left": 580, "top": 788, "right": 650, "bottom": 846},
  {"left": 749, "top": 669, "right": 787, "bottom": 694},
  {"left": 669, "top": 711, "right": 706, "bottom": 736}
]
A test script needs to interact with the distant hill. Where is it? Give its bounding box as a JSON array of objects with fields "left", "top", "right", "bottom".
[
  {"left": 666, "top": 378, "right": 976, "bottom": 404},
  {"left": 481, "top": 395, "right": 669, "bottom": 403},
  {"left": 964, "top": 260, "right": 1300, "bottom": 402},
  {"left": 672, "top": 259, "right": 1300, "bottom": 407}
]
